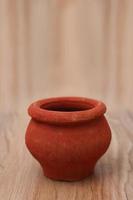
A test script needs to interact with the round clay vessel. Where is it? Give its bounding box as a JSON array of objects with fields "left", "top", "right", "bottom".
[{"left": 25, "top": 97, "right": 111, "bottom": 181}]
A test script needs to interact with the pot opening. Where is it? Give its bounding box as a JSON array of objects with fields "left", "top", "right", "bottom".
[
  {"left": 40, "top": 101, "right": 93, "bottom": 112},
  {"left": 28, "top": 97, "right": 106, "bottom": 124}
]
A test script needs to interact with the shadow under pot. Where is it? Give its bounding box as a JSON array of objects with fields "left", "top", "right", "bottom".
[{"left": 25, "top": 96, "right": 111, "bottom": 181}]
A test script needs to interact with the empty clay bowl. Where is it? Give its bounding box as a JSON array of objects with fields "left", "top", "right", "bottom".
[{"left": 25, "top": 97, "right": 111, "bottom": 181}]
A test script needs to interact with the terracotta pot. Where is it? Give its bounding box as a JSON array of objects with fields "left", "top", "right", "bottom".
[{"left": 25, "top": 97, "right": 111, "bottom": 181}]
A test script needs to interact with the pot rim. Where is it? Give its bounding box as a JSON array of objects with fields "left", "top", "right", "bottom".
[{"left": 28, "top": 96, "right": 106, "bottom": 124}]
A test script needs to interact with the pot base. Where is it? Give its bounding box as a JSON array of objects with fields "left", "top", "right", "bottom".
[{"left": 42, "top": 166, "right": 95, "bottom": 181}]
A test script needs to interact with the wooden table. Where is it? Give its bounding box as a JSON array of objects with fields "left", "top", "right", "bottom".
[{"left": 0, "top": 111, "right": 132, "bottom": 200}]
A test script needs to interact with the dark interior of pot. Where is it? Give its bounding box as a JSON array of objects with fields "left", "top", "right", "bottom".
[{"left": 40, "top": 101, "right": 94, "bottom": 112}]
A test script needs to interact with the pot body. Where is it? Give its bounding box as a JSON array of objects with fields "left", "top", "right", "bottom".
[{"left": 25, "top": 115, "right": 111, "bottom": 181}]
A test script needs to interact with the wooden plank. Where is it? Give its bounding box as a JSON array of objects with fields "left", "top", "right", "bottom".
[{"left": 0, "top": 112, "right": 132, "bottom": 200}]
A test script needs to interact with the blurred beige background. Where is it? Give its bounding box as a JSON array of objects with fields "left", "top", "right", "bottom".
[{"left": 0, "top": 0, "right": 133, "bottom": 113}]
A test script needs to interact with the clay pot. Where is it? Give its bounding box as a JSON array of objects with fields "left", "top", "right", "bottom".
[{"left": 25, "top": 97, "right": 111, "bottom": 181}]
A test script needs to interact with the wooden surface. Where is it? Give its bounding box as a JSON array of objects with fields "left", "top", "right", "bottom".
[
  {"left": 0, "top": 0, "right": 133, "bottom": 199},
  {"left": 0, "top": 112, "right": 133, "bottom": 200}
]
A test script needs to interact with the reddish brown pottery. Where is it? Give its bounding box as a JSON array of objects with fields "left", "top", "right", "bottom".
[{"left": 25, "top": 97, "right": 111, "bottom": 181}]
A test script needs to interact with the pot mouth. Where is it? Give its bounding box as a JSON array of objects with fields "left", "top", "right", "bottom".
[{"left": 28, "top": 97, "right": 106, "bottom": 125}]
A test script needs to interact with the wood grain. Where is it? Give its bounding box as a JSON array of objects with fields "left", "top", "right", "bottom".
[{"left": 0, "top": 112, "right": 132, "bottom": 200}]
